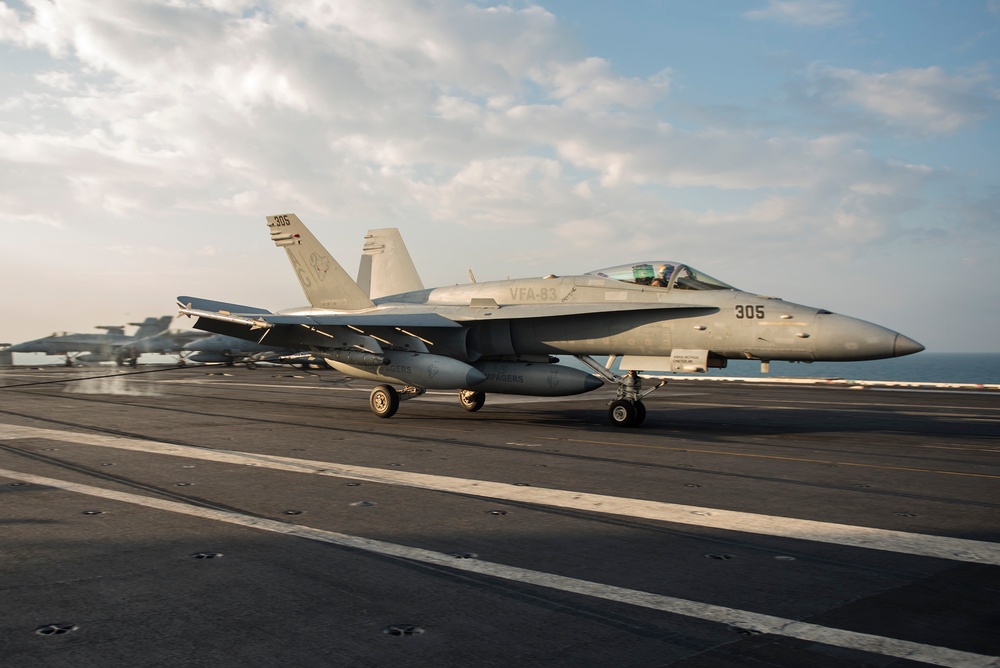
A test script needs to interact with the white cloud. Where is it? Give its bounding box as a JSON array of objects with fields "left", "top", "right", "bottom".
[
  {"left": 531, "top": 58, "right": 670, "bottom": 110},
  {"left": 419, "top": 156, "right": 580, "bottom": 226},
  {"left": 745, "top": 0, "right": 855, "bottom": 27},
  {"left": 0, "top": 0, "right": 968, "bottom": 245},
  {"left": 806, "top": 65, "right": 999, "bottom": 134}
]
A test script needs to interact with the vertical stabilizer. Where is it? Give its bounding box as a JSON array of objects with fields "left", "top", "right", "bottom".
[
  {"left": 358, "top": 228, "right": 424, "bottom": 299},
  {"left": 130, "top": 316, "right": 172, "bottom": 338},
  {"left": 267, "top": 214, "right": 375, "bottom": 310}
]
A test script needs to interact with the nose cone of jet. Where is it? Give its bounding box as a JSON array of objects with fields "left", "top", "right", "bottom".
[{"left": 893, "top": 334, "right": 924, "bottom": 358}]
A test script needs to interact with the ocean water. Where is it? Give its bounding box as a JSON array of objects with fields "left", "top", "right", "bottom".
[{"left": 672, "top": 353, "right": 1000, "bottom": 386}]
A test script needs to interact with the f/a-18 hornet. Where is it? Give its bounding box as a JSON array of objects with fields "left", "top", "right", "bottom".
[{"left": 178, "top": 214, "right": 923, "bottom": 426}]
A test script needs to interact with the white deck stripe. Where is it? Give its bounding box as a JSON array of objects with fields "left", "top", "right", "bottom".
[
  {"left": 2, "top": 423, "right": 999, "bottom": 565},
  {"left": 0, "top": 467, "right": 996, "bottom": 668}
]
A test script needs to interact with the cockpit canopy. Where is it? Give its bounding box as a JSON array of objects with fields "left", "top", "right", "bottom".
[{"left": 585, "top": 262, "right": 735, "bottom": 291}]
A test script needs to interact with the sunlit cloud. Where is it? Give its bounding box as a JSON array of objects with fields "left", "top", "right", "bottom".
[
  {"left": 745, "top": 0, "right": 855, "bottom": 27},
  {"left": 804, "top": 65, "right": 999, "bottom": 134}
]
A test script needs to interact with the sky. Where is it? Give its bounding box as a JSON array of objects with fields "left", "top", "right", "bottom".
[{"left": 1, "top": 0, "right": 998, "bottom": 352}]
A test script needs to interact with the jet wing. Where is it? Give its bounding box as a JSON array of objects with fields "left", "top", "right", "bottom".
[
  {"left": 429, "top": 302, "right": 718, "bottom": 321},
  {"left": 178, "top": 297, "right": 716, "bottom": 332},
  {"left": 280, "top": 302, "right": 716, "bottom": 325},
  {"left": 177, "top": 297, "right": 463, "bottom": 329},
  {"left": 176, "top": 297, "right": 277, "bottom": 330}
]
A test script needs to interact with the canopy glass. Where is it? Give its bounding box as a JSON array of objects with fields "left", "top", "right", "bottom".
[{"left": 585, "top": 262, "right": 734, "bottom": 291}]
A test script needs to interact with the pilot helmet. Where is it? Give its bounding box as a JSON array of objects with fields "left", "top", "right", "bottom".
[{"left": 658, "top": 264, "right": 672, "bottom": 277}]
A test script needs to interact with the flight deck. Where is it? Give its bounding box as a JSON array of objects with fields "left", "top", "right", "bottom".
[{"left": 1, "top": 366, "right": 998, "bottom": 667}]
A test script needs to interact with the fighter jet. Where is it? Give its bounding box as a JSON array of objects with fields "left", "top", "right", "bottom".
[
  {"left": 178, "top": 214, "right": 923, "bottom": 426},
  {"left": 9, "top": 316, "right": 172, "bottom": 366},
  {"left": 181, "top": 334, "right": 295, "bottom": 369},
  {"left": 119, "top": 329, "right": 214, "bottom": 366}
]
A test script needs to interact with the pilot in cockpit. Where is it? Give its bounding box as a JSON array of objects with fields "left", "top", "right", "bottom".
[{"left": 651, "top": 263, "right": 673, "bottom": 287}]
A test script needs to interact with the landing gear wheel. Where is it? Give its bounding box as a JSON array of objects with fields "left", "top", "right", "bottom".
[
  {"left": 459, "top": 390, "right": 486, "bottom": 412},
  {"left": 370, "top": 385, "right": 399, "bottom": 418},
  {"left": 609, "top": 399, "right": 639, "bottom": 427},
  {"left": 633, "top": 401, "right": 647, "bottom": 425},
  {"left": 246, "top": 361, "right": 257, "bottom": 370}
]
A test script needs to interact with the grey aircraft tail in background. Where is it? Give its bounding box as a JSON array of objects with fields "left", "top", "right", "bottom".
[{"left": 178, "top": 214, "right": 922, "bottom": 426}]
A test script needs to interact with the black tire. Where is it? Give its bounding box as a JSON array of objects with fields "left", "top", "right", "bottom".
[
  {"left": 459, "top": 391, "right": 486, "bottom": 412},
  {"left": 609, "top": 399, "right": 638, "bottom": 427},
  {"left": 370, "top": 385, "right": 399, "bottom": 418},
  {"left": 634, "top": 401, "right": 647, "bottom": 425}
]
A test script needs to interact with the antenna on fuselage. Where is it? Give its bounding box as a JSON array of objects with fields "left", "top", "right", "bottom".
[{"left": 467, "top": 269, "right": 477, "bottom": 284}]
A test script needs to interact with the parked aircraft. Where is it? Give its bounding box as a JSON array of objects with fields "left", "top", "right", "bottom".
[
  {"left": 178, "top": 214, "right": 923, "bottom": 426},
  {"left": 182, "top": 334, "right": 295, "bottom": 368},
  {"left": 118, "top": 329, "right": 214, "bottom": 366},
  {"left": 8, "top": 317, "right": 172, "bottom": 366}
]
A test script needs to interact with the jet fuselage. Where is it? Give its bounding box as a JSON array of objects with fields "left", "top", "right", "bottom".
[{"left": 275, "top": 274, "right": 919, "bottom": 364}]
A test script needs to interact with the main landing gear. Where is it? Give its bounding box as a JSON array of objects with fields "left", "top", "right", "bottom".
[
  {"left": 369, "top": 386, "right": 485, "bottom": 418},
  {"left": 369, "top": 385, "right": 427, "bottom": 419},
  {"left": 574, "top": 356, "right": 667, "bottom": 428},
  {"left": 112, "top": 346, "right": 140, "bottom": 367},
  {"left": 459, "top": 390, "right": 486, "bottom": 412}
]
